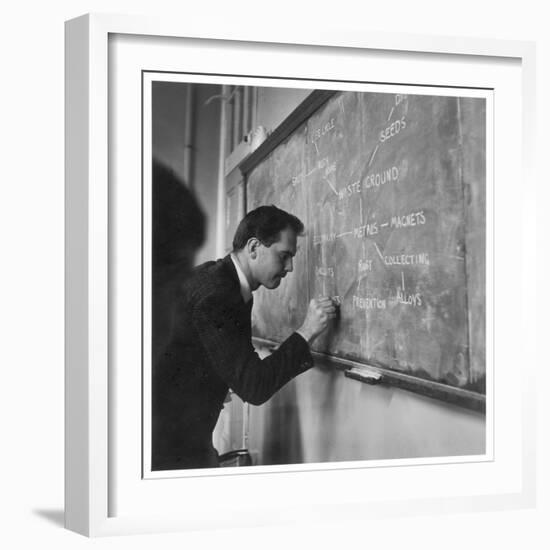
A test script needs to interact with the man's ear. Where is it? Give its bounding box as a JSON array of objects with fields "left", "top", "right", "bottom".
[{"left": 247, "top": 237, "right": 261, "bottom": 259}]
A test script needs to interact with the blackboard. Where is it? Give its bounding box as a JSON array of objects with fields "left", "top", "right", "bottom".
[{"left": 241, "top": 89, "right": 486, "bottom": 411}]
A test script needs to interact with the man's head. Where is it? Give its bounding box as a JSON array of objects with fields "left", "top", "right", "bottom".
[{"left": 232, "top": 205, "right": 305, "bottom": 290}]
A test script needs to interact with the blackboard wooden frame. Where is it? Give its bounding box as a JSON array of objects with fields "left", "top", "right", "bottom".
[
  {"left": 242, "top": 91, "right": 486, "bottom": 413},
  {"left": 65, "top": 11, "right": 536, "bottom": 537}
]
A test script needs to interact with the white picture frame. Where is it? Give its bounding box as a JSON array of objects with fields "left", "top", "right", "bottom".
[{"left": 65, "top": 13, "right": 536, "bottom": 537}]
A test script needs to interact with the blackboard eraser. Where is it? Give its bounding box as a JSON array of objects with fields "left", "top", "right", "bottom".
[{"left": 345, "top": 366, "right": 383, "bottom": 385}]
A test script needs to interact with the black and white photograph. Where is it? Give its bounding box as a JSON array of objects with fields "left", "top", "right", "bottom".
[
  {"left": 145, "top": 76, "right": 490, "bottom": 475},
  {"left": 1, "top": 0, "right": 547, "bottom": 544},
  {"left": 57, "top": 9, "right": 543, "bottom": 541}
]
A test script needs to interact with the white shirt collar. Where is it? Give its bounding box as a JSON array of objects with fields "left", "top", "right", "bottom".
[{"left": 230, "top": 254, "right": 253, "bottom": 304}]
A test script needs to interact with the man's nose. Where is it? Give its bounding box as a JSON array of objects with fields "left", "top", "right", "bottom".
[{"left": 285, "top": 257, "right": 293, "bottom": 272}]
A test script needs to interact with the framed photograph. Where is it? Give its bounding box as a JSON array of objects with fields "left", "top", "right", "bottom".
[{"left": 65, "top": 13, "right": 536, "bottom": 536}]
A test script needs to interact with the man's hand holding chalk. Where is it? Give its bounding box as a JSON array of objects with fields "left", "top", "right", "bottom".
[{"left": 297, "top": 296, "right": 338, "bottom": 344}]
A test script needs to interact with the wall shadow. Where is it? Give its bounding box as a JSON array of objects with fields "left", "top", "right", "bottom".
[{"left": 260, "top": 382, "right": 304, "bottom": 465}]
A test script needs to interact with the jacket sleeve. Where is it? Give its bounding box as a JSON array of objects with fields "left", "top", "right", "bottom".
[{"left": 192, "top": 291, "right": 314, "bottom": 405}]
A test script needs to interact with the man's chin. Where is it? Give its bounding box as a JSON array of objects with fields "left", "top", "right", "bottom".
[{"left": 266, "top": 277, "right": 282, "bottom": 289}]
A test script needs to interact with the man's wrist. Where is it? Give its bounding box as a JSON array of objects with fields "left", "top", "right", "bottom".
[{"left": 296, "top": 328, "right": 314, "bottom": 345}]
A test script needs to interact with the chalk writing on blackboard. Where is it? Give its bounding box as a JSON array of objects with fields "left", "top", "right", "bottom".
[{"left": 244, "top": 88, "right": 486, "bottom": 410}]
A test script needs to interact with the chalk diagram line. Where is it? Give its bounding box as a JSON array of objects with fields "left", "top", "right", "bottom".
[{"left": 373, "top": 242, "right": 385, "bottom": 262}]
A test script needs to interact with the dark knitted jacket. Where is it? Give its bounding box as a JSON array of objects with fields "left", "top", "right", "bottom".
[{"left": 152, "top": 255, "right": 313, "bottom": 470}]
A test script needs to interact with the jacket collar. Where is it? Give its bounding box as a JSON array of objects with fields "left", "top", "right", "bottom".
[
  {"left": 220, "top": 254, "right": 252, "bottom": 306},
  {"left": 229, "top": 253, "right": 253, "bottom": 304}
]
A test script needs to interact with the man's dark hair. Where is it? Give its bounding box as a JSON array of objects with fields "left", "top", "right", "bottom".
[{"left": 232, "top": 205, "right": 304, "bottom": 251}]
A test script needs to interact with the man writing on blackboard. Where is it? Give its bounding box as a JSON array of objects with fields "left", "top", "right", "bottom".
[{"left": 152, "top": 202, "right": 336, "bottom": 471}]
